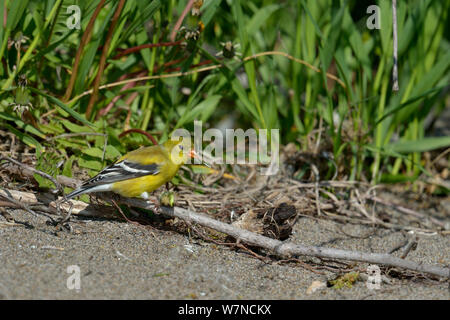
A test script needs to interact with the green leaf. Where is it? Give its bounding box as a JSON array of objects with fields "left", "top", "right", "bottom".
[
  {"left": 56, "top": 139, "right": 86, "bottom": 149},
  {"left": 105, "top": 145, "right": 122, "bottom": 159},
  {"left": 39, "top": 122, "right": 65, "bottom": 135},
  {"left": 6, "top": 0, "right": 29, "bottom": 31},
  {"left": 78, "top": 156, "right": 103, "bottom": 171},
  {"left": 380, "top": 174, "right": 417, "bottom": 184},
  {"left": 374, "top": 85, "right": 447, "bottom": 128},
  {"left": 61, "top": 120, "right": 94, "bottom": 133},
  {"left": 176, "top": 95, "right": 221, "bottom": 128},
  {"left": 34, "top": 173, "right": 54, "bottom": 189},
  {"left": 387, "top": 136, "right": 450, "bottom": 153},
  {"left": 232, "top": 0, "right": 265, "bottom": 128},
  {"left": 231, "top": 78, "right": 260, "bottom": 120},
  {"left": 363, "top": 144, "right": 430, "bottom": 176},
  {"left": 62, "top": 155, "right": 76, "bottom": 178},
  {"left": 245, "top": 4, "right": 280, "bottom": 35},
  {"left": 202, "top": 0, "right": 221, "bottom": 27},
  {"left": 118, "top": 0, "right": 161, "bottom": 44},
  {"left": 320, "top": 2, "right": 347, "bottom": 71},
  {"left": 81, "top": 147, "right": 104, "bottom": 159},
  {"left": 190, "top": 165, "right": 215, "bottom": 175},
  {"left": 378, "top": 0, "right": 393, "bottom": 54}
]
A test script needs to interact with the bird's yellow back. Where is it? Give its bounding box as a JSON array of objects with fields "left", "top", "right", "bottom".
[{"left": 118, "top": 144, "right": 169, "bottom": 166}]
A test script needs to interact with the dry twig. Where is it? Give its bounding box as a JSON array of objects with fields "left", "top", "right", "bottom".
[{"left": 0, "top": 156, "right": 64, "bottom": 195}]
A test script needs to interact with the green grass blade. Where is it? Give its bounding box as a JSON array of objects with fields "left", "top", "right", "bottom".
[
  {"left": 29, "top": 87, "right": 93, "bottom": 127},
  {"left": 387, "top": 136, "right": 450, "bottom": 153}
]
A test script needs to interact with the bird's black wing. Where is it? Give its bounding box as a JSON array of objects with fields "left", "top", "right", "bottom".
[{"left": 80, "top": 160, "right": 160, "bottom": 188}]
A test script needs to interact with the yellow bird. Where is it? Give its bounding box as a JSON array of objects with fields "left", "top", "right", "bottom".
[{"left": 66, "top": 138, "right": 197, "bottom": 200}]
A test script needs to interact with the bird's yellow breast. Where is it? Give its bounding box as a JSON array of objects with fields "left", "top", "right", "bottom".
[{"left": 111, "top": 173, "right": 168, "bottom": 198}]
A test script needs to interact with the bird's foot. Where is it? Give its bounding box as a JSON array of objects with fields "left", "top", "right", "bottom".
[
  {"left": 147, "top": 199, "right": 161, "bottom": 214},
  {"left": 140, "top": 192, "right": 156, "bottom": 207},
  {"left": 140, "top": 192, "right": 161, "bottom": 214}
]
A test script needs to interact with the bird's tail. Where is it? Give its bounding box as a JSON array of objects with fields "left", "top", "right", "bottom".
[
  {"left": 65, "top": 184, "right": 112, "bottom": 200},
  {"left": 65, "top": 186, "right": 90, "bottom": 200}
]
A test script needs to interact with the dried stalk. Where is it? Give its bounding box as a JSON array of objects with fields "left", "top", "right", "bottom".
[
  {"left": 0, "top": 188, "right": 56, "bottom": 222},
  {"left": 392, "top": 0, "right": 399, "bottom": 91},
  {"left": 0, "top": 188, "right": 116, "bottom": 219}
]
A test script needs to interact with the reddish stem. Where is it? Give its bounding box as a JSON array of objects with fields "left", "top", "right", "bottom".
[
  {"left": 63, "top": 0, "right": 106, "bottom": 102},
  {"left": 86, "top": 0, "right": 126, "bottom": 119},
  {"left": 96, "top": 70, "right": 147, "bottom": 119},
  {"left": 124, "top": 92, "right": 139, "bottom": 130},
  {"left": 170, "top": 0, "right": 196, "bottom": 41},
  {"left": 113, "top": 41, "right": 183, "bottom": 60},
  {"left": 119, "top": 129, "right": 158, "bottom": 145}
]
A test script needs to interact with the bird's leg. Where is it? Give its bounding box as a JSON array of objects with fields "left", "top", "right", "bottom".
[{"left": 151, "top": 200, "right": 162, "bottom": 214}]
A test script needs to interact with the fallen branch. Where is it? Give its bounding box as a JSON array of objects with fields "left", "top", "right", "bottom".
[
  {"left": 0, "top": 188, "right": 117, "bottom": 219},
  {"left": 158, "top": 204, "right": 449, "bottom": 278}
]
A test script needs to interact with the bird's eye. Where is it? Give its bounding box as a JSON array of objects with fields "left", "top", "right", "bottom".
[{"left": 178, "top": 145, "right": 184, "bottom": 150}]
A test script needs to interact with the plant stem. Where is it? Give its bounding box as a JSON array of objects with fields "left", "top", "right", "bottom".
[
  {"left": 86, "top": 0, "right": 126, "bottom": 120},
  {"left": 372, "top": 79, "right": 389, "bottom": 182},
  {"left": 63, "top": 0, "right": 106, "bottom": 102}
]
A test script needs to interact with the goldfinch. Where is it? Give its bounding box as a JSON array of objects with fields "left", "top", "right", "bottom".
[{"left": 66, "top": 138, "right": 196, "bottom": 200}]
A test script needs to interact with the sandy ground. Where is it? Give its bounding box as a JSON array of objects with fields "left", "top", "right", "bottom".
[{"left": 0, "top": 208, "right": 448, "bottom": 300}]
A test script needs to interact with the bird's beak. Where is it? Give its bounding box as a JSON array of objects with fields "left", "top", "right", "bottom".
[
  {"left": 189, "top": 149, "right": 211, "bottom": 167},
  {"left": 189, "top": 149, "right": 198, "bottom": 159}
]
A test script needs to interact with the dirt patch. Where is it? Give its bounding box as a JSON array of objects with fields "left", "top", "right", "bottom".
[{"left": 0, "top": 208, "right": 448, "bottom": 299}]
